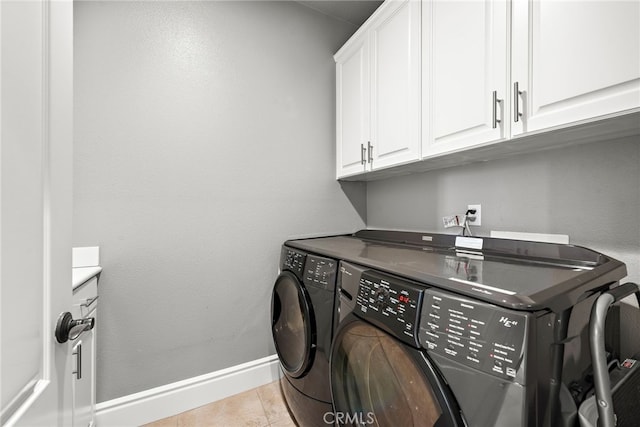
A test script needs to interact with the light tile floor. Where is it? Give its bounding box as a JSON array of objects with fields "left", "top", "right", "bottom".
[{"left": 142, "top": 380, "right": 297, "bottom": 427}]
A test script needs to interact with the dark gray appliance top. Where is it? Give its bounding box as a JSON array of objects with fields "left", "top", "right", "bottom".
[{"left": 285, "top": 230, "right": 627, "bottom": 313}]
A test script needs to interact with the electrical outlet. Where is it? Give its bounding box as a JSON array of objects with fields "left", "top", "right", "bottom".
[{"left": 467, "top": 204, "right": 481, "bottom": 226}]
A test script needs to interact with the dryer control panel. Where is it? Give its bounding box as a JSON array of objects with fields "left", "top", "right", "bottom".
[
  {"left": 281, "top": 247, "right": 305, "bottom": 277},
  {"left": 303, "top": 255, "right": 337, "bottom": 291},
  {"left": 419, "top": 289, "right": 528, "bottom": 381},
  {"left": 356, "top": 270, "right": 424, "bottom": 347}
]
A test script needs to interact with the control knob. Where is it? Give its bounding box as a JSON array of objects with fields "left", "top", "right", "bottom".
[{"left": 373, "top": 287, "right": 390, "bottom": 309}]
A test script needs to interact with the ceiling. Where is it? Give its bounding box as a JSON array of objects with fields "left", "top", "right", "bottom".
[{"left": 297, "top": 1, "right": 384, "bottom": 27}]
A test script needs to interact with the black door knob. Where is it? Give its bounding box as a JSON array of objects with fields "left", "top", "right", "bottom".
[{"left": 55, "top": 311, "right": 95, "bottom": 343}]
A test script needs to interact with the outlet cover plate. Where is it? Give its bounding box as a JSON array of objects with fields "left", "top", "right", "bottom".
[{"left": 468, "top": 204, "right": 481, "bottom": 226}]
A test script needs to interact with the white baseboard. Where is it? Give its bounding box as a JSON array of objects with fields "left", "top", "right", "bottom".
[{"left": 95, "top": 355, "right": 281, "bottom": 427}]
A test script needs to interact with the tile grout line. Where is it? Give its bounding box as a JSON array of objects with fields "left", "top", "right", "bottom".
[
  {"left": 256, "top": 380, "right": 297, "bottom": 427},
  {"left": 255, "top": 383, "right": 274, "bottom": 427}
]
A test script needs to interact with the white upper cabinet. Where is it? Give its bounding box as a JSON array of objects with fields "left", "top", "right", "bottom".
[
  {"left": 424, "top": 0, "right": 508, "bottom": 156},
  {"left": 369, "top": 0, "right": 422, "bottom": 170},
  {"left": 422, "top": 0, "right": 639, "bottom": 157},
  {"left": 512, "top": 0, "right": 640, "bottom": 135},
  {"left": 336, "top": 0, "right": 639, "bottom": 180},
  {"left": 335, "top": 0, "right": 421, "bottom": 178},
  {"left": 336, "top": 36, "right": 370, "bottom": 177}
]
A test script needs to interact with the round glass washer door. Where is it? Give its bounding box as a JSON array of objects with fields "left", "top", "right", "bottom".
[
  {"left": 331, "top": 318, "right": 462, "bottom": 427},
  {"left": 271, "top": 271, "right": 315, "bottom": 378}
]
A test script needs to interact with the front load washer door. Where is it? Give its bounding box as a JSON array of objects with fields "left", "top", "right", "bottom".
[
  {"left": 330, "top": 317, "right": 463, "bottom": 427},
  {"left": 271, "top": 271, "right": 316, "bottom": 378}
]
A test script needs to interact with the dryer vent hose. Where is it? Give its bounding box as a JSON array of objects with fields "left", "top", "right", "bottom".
[{"left": 589, "top": 282, "right": 640, "bottom": 427}]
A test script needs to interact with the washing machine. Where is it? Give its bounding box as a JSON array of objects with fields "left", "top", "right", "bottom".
[
  {"left": 331, "top": 262, "right": 540, "bottom": 426},
  {"left": 271, "top": 245, "right": 337, "bottom": 426},
  {"left": 283, "top": 230, "right": 628, "bottom": 427}
]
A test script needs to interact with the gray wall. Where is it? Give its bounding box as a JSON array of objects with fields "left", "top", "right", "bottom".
[
  {"left": 367, "top": 136, "right": 640, "bottom": 355},
  {"left": 367, "top": 136, "right": 639, "bottom": 284},
  {"left": 73, "top": 1, "right": 365, "bottom": 402},
  {"left": 74, "top": 0, "right": 640, "bottom": 404}
]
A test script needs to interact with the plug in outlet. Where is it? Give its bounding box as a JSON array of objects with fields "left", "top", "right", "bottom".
[{"left": 467, "top": 204, "right": 481, "bottom": 226}]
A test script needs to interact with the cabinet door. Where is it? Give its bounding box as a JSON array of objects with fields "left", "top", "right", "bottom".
[
  {"left": 512, "top": 0, "right": 640, "bottom": 135},
  {"left": 369, "top": 0, "right": 421, "bottom": 169},
  {"left": 336, "top": 35, "right": 369, "bottom": 178},
  {"left": 71, "top": 278, "right": 97, "bottom": 427},
  {"left": 424, "top": 0, "right": 508, "bottom": 156},
  {"left": 71, "top": 331, "right": 95, "bottom": 427}
]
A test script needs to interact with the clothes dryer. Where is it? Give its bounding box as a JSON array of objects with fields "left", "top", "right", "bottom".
[{"left": 271, "top": 246, "right": 337, "bottom": 426}]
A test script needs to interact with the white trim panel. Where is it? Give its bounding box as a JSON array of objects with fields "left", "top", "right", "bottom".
[
  {"left": 72, "top": 246, "right": 100, "bottom": 268},
  {"left": 490, "top": 230, "right": 569, "bottom": 245},
  {"left": 95, "top": 355, "right": 282, "bottom": 427}
]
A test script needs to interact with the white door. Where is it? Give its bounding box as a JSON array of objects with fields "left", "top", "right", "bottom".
[
  {"left": 512, "top": 0, "right": 640, "bottom": 135},
  {"left": 424, "top": 0, "right": 508, "bottom": 156},
  {"left": 336, "top": 34, "right": 369, "bottom": 178},
  {"left": 369, "top": 0, "right": 421, "bottom": 169},
  {"left": 1, "top": 1, "right": 74, "bottom": 426}
]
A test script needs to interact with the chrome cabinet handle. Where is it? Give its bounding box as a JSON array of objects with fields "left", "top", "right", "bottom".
[
  {"left": 492, "top": 91, "right": 502, "bottom": 129},
  {"left": 81, "top": 295, "right": 99, "bottom": 308},
  {"left": 73, "top": 343, "right": 82, "bottom": 380},
  {"left": 367, "top": 141, "right": 373, "bottom": 164},
  {"left": 360, "top": 143, "right": 366, "bottom": 165},
  {"left": 514, "top": 82, "right": 523, "bottom": 123}
]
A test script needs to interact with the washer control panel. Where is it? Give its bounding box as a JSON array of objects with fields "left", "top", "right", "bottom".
[
  {"left": 356, "top": 271, "right": 424, "bottom": 347},
  {"left": 419, "top": 289, "right": 528, "bottom": 381}
]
